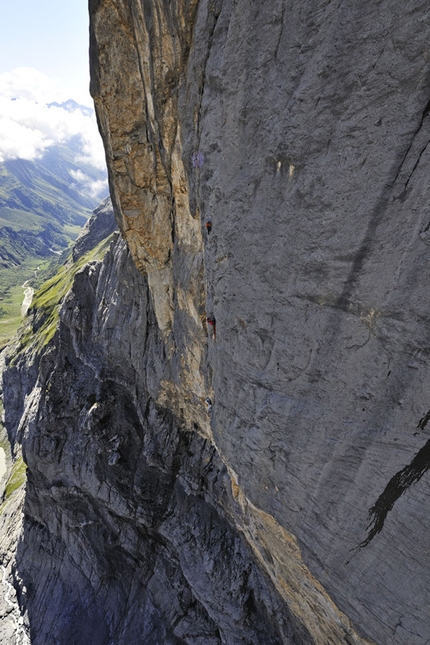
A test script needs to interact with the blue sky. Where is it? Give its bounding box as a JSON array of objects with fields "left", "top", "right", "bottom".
[{"left": 0, "top": 0, "right": 91, "bottom": 105}]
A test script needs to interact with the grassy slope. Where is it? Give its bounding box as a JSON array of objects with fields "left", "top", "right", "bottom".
[
  {"left": 17, "top": 233, "right": 115, "bottom": 356},
  {"left": 0, "top": 258, "right": 54, "bottom": 350}
]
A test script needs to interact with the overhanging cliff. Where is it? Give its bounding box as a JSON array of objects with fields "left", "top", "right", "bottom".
[{"left": 1, "top": 1, "right": 430, "bottom": 643}]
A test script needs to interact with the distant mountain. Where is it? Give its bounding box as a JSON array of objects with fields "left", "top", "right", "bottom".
[
  {"left": 47, "top": 99, "right": 94, "bottom": 117},
  {"left": 0, "top": 128, "right": 108, "bottom": 347},
  {"left": 0, "top": 137, "right": 107, "bottom": 264}
]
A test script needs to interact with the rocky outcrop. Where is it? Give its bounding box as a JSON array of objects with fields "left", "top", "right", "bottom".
[
  {"left": 0, "top": 485, "right": 28, "bottom": 645},
  {"left": 2, "top": 0, "right": 430, "bottom": 643},
  {"left": 72, "top": 196, "right": 117, "bottom": 261}
]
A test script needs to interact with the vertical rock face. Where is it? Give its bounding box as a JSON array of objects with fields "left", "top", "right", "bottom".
[{"left": 2, "top": 0, "right": 430, "bottom": 644}]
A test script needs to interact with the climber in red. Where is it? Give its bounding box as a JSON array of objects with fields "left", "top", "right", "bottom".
[
  {"left": 205, "top": 220, "right": 212, "bottom": 234},
  {"left": 206, "top": 315, "right": 216, "bottom": 339}
]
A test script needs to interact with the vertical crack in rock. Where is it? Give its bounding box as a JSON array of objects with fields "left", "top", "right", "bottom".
[
  {"left": 418, "top": 408, "right": 430, "bottom": 430},
  {"left": 195, "top": 1, "right": 223, "bottom": 150},
  {"left": 191, "top": 1, "right": 223, "bottom": 219},
  {"left": 274, "top": 0, "right": 285, "bottom": 60},
  {"left": 357, "top": 434, "right": 430, "bottom": 550},
  {"left": 403, "top": 137, "right": 430, "bottom": 190},
  {"left": 392, "top": 97, "right": 430, "bottom": 187}
]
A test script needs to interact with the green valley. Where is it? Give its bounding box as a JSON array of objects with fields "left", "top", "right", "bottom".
[{"left": 0, "top": 136, "right": 107, "bottom": 348}]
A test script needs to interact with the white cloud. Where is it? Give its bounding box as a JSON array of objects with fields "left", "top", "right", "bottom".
[
  {"left": 0, "top": 67, "right": 106, "bottom": 170},
  {"left": 69, "top": 169, "right": 109, "bottom": 200},
  {"left": 0, "top": 67, "right": 64, "bottom": 103}
]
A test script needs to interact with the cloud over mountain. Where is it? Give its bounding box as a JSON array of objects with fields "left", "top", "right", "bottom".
[{"left": 0, "top": 67, "right": 106, "bottom": 172}]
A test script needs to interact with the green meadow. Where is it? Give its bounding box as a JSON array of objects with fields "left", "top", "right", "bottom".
[{"left": 0, "top": 259, "right": 43, "bottom": 349}]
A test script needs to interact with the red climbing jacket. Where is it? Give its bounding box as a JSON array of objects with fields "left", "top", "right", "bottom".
[{"left": 206, "top": 315, "right": 216, "bottom": 339}]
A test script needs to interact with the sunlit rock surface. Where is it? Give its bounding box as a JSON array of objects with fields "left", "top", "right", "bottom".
[{"left": 1, "top": 0, "right": 430, "bottom": 643}]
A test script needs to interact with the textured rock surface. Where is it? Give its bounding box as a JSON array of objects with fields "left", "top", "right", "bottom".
[
  {"left": 2, "top": 0, "right": 430, "bottom": 643},
  {"left": 0, "top": 352, "right": 30, "bottom": 645},
  {"left": 0, "top": 487, "right": 29, "bottom": 645},
  {"left": 3, "top": 237, "right": 328, "bottom": 645}
]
